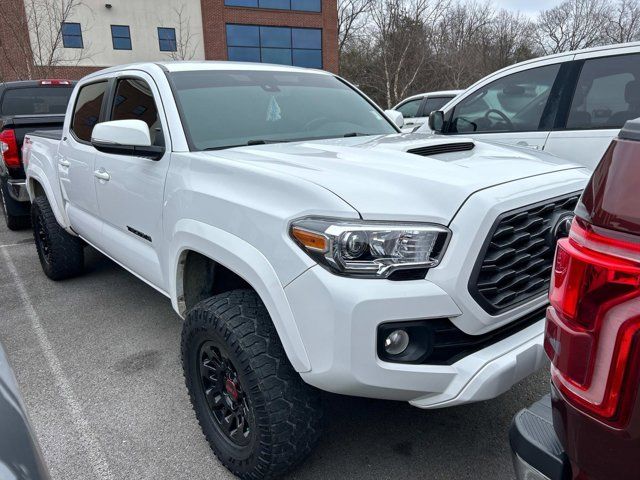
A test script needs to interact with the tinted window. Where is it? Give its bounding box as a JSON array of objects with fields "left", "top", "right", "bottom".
[
  {"left": 396, "top": 98, "right": 422, "bottom": 118},
  {"left": 71, "top": 82, "right": 107, "bottom": 142},
  {"left": 567, "top": 54, "right": 640, "bottom": 130},
  {"left": 260, "top": 0, "right": 289, "bottom": 8},
  {"left": 111, "top": 25, "right": 131, "bottom": 50},
  {"left": 226, "top": 25, "right": 322, "bottom": 69},
  {"left": 61, "top": 22, "right": 83, "bottom": 48},
  {"left": 291, "top": 0, "right": 321, "bottom": 11},
  {"left": 224, "top": 0, "right": 320, "bottom": 11},
  {"left": 111, "top": 78, "right": 163, "bottom": 146},
  {"left": 170, "top": 70, "right": 396, "bottom": 150},
  {"left": 1, "top": 87, "right": 73, "bottom": 115},
  {"left": 158, "top": 27, "right": 176, "bottom": 52},
  {"left": 423, "top": 96, "right": 454, "bottom": 115},
  {"left": 450, "top": 64, "right": 560, "bottom": 133}
]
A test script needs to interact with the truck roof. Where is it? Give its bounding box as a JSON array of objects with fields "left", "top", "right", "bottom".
[{"left": 83, "top": 61, "right": 332, "bottom": 81}]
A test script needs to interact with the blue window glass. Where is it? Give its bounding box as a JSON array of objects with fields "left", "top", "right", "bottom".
[
  {"left": 111, "top": 25, "right": 131, "bottom": 50},
  {"left": 228, "top": 47, "right": 261, "bottom": 62},
  {"left": 292, "top": 49, "right": 322, "bottom": 68},
  {"left": 61, "top": 22, "right": 83, "bottom": 48},
  {"left": 260, "top": 27, "right": 291, "bottom": 48},
  {"left": 261, "top": 48, "right": 292, "bottom": 65},
  {"left": 225, "top": 0, "right": 258, "bottom": 5},
  {"left": 158, "top": 27, "right": 177, "bottom": 52},
  {"left": 227, "top": 24, "right": 322, "bottom": 68},
  {"left": 259, "top": 0, "right": 290, "bottom": 8},
  {"left": 292, "top": 28, "right": 321, "bottom": 49},
  {"left": 290, "top": 0, "right": 321, "bottom": 11},
  {"left": 226, "top": 25, "right": 259, "bottom": 47}
]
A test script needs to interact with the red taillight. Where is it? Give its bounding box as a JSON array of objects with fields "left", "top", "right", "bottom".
[
  {"left": 39, "top": 79, "right": 71, "bottom": 85},
  {"left": 545, "top": 217, "right": 640, "bottom": 426},
  {"left": 0, "top": 129, "right": 20, "bottom": 168}
]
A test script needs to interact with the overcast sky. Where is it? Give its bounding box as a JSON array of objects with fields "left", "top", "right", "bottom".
[{"left": 492, "top": 0, "right": 562, "bottom": 17}]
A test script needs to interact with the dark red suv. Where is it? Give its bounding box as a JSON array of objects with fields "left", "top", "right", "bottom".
[{"left": 510, "top": 118, "right": 640, "bottom": 480}]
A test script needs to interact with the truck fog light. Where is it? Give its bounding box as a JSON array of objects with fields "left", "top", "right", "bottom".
[{"left": 384, "top": 330, "right": 410, "bottom": 355}]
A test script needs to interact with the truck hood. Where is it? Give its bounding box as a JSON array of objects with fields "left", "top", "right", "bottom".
[{"left": 209, "top": 133, "right": 584, "bottom": 224}]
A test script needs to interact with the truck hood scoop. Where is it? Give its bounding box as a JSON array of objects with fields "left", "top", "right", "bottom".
[
  {"left": 206, "top": 133, "right": 584, "bottom": 224},
  {"left": 407, "top": 141, "right": 474, "bottom": 157}
]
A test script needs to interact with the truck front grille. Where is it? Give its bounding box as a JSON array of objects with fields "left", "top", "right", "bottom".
[{"left": 469, "top": 193, "right": 581, "bottom": 314}]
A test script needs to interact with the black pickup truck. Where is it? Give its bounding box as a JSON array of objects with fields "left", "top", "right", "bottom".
[{"left": 0, "top": 79, "right": 75, "bottom": 229}]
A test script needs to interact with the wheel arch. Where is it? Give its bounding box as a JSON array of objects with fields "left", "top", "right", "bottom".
[
  {"left": 27, "top": 168, "right": 70, "bottom": 229},
  {"left": 170, "top": 219, "right": 311, "bottom": 373}
]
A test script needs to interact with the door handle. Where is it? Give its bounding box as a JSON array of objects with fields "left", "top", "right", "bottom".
[
  {"left": 94, "top": 169, "right": 110, "bottom": 181},
  {"left": 58, "top": 158, "right": 70, "bottom": 167}
]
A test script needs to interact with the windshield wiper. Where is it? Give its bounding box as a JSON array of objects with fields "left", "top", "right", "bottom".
[
  {"left": 246, "top": 139, "right": 291, "bottom": 146},
  {"left": 342, "top": 132, "right": 371, "bottom": 137}
]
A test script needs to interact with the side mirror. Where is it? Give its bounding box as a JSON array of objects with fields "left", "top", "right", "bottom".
[
  {"left": 91, "top": 119, "right": 164, "bottom": 160},
  {"left": 384, "top": 109, "right": 404, "bottom": 129},
  {"left": 428, "top": 110, "right": 445, "bottom": 133}
]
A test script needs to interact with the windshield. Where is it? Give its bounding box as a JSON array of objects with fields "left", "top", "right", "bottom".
[
  {"left": 1, "top": 86, "right": 74, "bottom": 115},
  {"left": 169, "top": 70, "right": 397, "bottom": 150}
]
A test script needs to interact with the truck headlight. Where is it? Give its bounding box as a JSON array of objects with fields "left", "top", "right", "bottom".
[{"left": 290, "top": 218, "right": 451, "bottom": 278}]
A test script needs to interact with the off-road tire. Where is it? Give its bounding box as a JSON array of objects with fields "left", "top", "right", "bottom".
[
  {"left": 1, "top": 181, "right": 30, "bottom": 230},
  {"left": 182, "top": 289, "right": 323, "bottom": 480},
  {"left": 31, "top": 195, "right": 84, "bottom": 280}
]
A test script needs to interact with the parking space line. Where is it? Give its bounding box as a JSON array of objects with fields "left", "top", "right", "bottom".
[
  {"left": 0, "top": 248, "right": 115, "bottom": 480},
  {"left": 0, "top": 242, "right": 33, "bottom": 248}
]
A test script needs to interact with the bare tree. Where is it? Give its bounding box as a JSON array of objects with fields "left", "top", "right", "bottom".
[
  {"left": 338, "top": 0, "right": 374, "bottom": 56},
  {"left": 0, "top": 0, "right": 91, "bottom": 80},
  {"left": 605, "top": 0, "right": 640, "bottom": 43},
  {"left": 534, "top": 0, "right": 610, "bottom": 54},
  {"left": 167, "top": 5, "right": 199, "bottom": 61}
]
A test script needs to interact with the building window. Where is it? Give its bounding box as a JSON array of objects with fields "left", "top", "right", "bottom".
[
  {"left": 226, "top": 25, "right": 322, "bottom": 69},
  {"left": 61, "top": 22, "right": 83, "bottom": 48},
  {"left": 224, "top": 0, "right": 320, "bottom": 12},
  {"left": 111, "top": 25, "right": 132, "bottom": 50},
  {"left": 158, "top": 27, "right": 177, "bottom": 52}
]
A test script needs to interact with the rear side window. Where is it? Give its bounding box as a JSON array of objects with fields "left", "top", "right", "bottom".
[
  {"left": 567, "top": 54, "right": 640, "bottom": 130},
  {"left": 111, "top": 78, "right": 163, "bottom": 146},
  {"left": 71, "top": 81, "right": 108, "bottom": 142},
  {"left": 423, "top": 96, "right": 453, "bottom": 116},
  {"left": 449, "top": 64, "right": 560, "bottom": 134},
  {"left": 0, "top": 87, "right": 74, "bottom": 115},
  {"left": 396, "top": 98, "right": 422, "bottom": 118}
]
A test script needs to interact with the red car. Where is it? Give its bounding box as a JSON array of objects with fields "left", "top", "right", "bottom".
[{"left": 510, "top": 118, "right": 640, "bottom": 480}]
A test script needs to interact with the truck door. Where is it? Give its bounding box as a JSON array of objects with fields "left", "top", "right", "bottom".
[
  {"left": 58, "top": 80, "right": 108, "bottom": 243},
  {"left": 92, "top": 73, "right": 170, "bottom": 291}
]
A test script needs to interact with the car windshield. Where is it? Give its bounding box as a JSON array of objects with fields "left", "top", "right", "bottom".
[
  {"left": 0, "top": 86, "right": 74, "bottom": 115},
  {"left": 169, "top": 70, "right": 397, "bottom": 150}
]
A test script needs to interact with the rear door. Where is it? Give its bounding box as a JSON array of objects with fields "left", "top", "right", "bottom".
[
  {"left": 58, "top": 80, "right": 109, "bottom": 242},
  {"left": 442, "top": 59, "right": 569, "bottom": 151},
  {"left": 545, "top": 47, "right": 640, "bottom": 170},
  {"left": 413, "top": 95, "right": 455, "bottom": 131},
  {"left": 92, "top": 73, "right": 170, "bottom": 290}
]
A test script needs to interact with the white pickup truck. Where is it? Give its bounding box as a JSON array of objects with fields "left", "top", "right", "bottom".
[{"left": 23, "top": 62, "right": 589, "bottom": 479}]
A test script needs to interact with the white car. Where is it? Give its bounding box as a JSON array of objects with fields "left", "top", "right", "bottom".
[
  {"left": 392, "top": 90, "right": 463, "bottom": 132},
  {"left": 422, "top": 42, "right": 640, "bottom": 170},
  {"left": 22, "top": 62, "right": 589, "bottom": 479}
]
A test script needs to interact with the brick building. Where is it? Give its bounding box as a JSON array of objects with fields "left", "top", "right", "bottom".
[{"left": 0, "top": 0, "right": 338, "bottom": 81}]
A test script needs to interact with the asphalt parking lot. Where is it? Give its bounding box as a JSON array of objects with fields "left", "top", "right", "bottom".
[{"left": 0, "top": 221, "right": 550, "bottom": 480}]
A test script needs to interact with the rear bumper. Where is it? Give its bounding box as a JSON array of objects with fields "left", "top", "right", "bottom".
[
  {"left": 6, "top": 179, "right": 29, "bottom": 202},
  {"left": 509, "top": 394, "right": 571, "bottom": 480}
]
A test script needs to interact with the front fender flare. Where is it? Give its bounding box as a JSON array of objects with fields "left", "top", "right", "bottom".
[
  {"left": 170, "top": 219, "right": 311, "bottom": 373},
  {"left": 27, "top": 165, "right": 70, "bottom": 229}
]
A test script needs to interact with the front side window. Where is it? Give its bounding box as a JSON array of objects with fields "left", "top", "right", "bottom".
[
  {"left": 423, "top": 96, "right": 454, "bottom": 116},
  {"left": 224, "top": 0, "right": 320, "bottom": 12},
  {"left": 111, "top": 78, "right": 163, "bottom": 146},
  {"left": 61, "top": 22, "right": 83, "bottom": 48},
  {"left": 111, "top": 25, "right": 131, "bottom": 50},
  {"left": 158, "top": 27, "right": 177, "bottom": 52},
  {"left": 449, "top": 64, "right": 560, "bottom": 134},
  {"left": 396, "top": 98, "right": 422, "bottom": 118},
  {"left": 567, "top": 54, "right": 640, "bottom": 130},
  {"left": 226, "top": 25, "right": 322, "bottom": 69},
  {"left": 71, "top": 81, "right": 108, "bottom": 142},
  {"left": 170, "top": 70, "right": 396, "bottom": 150}
]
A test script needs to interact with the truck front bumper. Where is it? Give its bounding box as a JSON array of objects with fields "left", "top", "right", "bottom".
[
  {"left": 285, "top": 265, "right": 548, "bottom": 408},
  {"left": 509, "top": 394, "right": 571, "bottom": 480}
]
